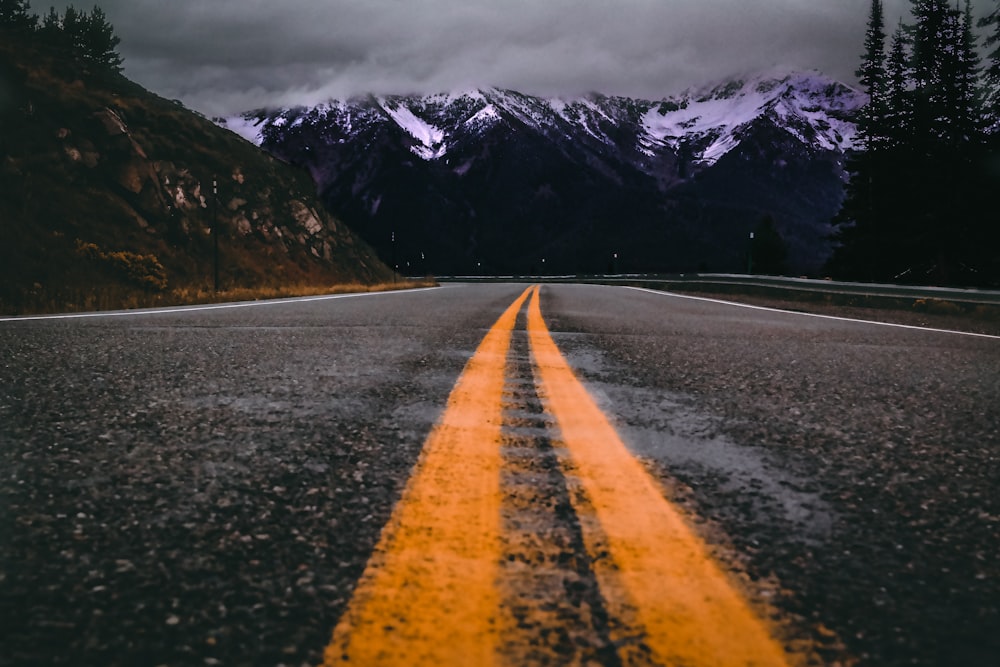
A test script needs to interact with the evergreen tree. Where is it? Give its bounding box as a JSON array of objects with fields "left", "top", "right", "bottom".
[
  {"left": 941, "top": 1, "right": 984, "bottom": 149},
  {"left": 60, "top": 4, "right": 83, "bottom": 50},
  {"left": 882, "top": 20, "right": 921, "bottom": 274},
  {"left": 34, "top": 4, "right": 124, "bottom": 73},
  {"left": 39, "top": 4, "right": 58, "bottom": 31},
  {"left": 37, "top": 6, "right": 67, "bottom": 48},
  {"left": 829, "top": 1, "right": 897, "bottom": 280},
  {"left": 830, "top": 0, "right": 1000, "bottom": 284},
  {"left": 908, "top": 0, "right": 953, "bottom": 144},
  {"left": 80, "top": 5, "right": 122, "bottom": 72},
  {"left": 832, "top": 0, "right": 993, "bottom": 284},
  {"left": 857, "top": 0, "right": 889, "bottom": 151},
  {"left": 979, "top": 1, "right": 1000, "bottom": 126},
  {"left": 885, "top": 21, "right": 913, "bottom": 148},
  {"left": 0, "top": 0, "right": 36, "bottom": 29},
  {"left": 904, "top": 0, "right": 988, "bottom": 280}
]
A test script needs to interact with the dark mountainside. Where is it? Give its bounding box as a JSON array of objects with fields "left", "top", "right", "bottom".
[
  {"left": 0, "top": 31, "right": 392, "bottom": 315},
  {"left": 225, "top": 73, "right": 862, "bottom": 276}
]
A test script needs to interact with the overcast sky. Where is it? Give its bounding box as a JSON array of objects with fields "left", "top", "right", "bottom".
[{"left": 38, "top": 1, "right": 988, "bottom": 116}]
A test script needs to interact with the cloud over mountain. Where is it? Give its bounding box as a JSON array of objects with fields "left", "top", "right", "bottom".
[{"left": 39, "top": 1, "right": 959, "bottom": 116}]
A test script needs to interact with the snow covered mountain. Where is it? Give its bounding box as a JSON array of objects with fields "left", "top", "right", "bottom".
[
  {"left": 641, "top": 69, "right": 860, "bottom": 164},
  {"left": 219, "top": 69, "right": 864, "bottom": 274}
]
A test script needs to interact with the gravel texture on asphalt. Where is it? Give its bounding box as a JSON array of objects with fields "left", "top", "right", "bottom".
[
  {"left": 2, "top": 283, "right": 998, "bottom": 666},
  {"left": 0, "top": 285, "right": 526, "bottom": 667},
  {"left": 542, "top": 284, "right": 1000, "bottom": 667},
  {"left": 666, "top": 288, "right": 1000, "bottom": 338}
]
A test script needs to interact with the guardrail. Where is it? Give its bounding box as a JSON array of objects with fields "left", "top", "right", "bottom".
[{"left": 435, "top": 274, "right": 1000, "bottom": 308}]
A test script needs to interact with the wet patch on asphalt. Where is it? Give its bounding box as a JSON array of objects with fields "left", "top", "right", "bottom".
[{"left": 542, "top": 284, "right": 1000, "bottom": 667}]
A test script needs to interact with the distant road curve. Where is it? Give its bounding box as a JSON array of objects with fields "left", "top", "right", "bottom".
[{"left": 439, "top": 273, "right": 1000, "bottom": 306}]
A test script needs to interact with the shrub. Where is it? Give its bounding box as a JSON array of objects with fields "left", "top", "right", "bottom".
[
  {"left": 912, "top": 297, "right": 965, "bottom": 317},
  {"left": 74, "top": 239, "right": 168, "bottom": 290}
]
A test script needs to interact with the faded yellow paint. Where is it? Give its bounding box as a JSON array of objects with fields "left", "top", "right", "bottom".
[
  {"left": 526, "top": 285, "right": 792, "bottom": 667},
  {"left": 322, "top": 286, "right": 533, "bottom": 666}
]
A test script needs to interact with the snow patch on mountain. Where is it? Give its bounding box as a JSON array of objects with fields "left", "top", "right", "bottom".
[
  {"left": 641, "top": 69, "right": 863, "bottom": 165},
  {"left": 465, "top": 104, "right": 500, "bottom": 127},
  {"left": 378, "top": 99, "right": 447, "bottom": 159},
  {"left": 223, "top": 115, "right": 266, "bottom": 145},
  {"left": 219, "top": 69, "right": 862, "bottom": 173}
]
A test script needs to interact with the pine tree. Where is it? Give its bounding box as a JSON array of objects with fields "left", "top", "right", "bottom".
[
  {"left": 951, "top": 0, "right": 984, "bottom": 148},
  {"left": 906, "top": 0, "right": 982, "bottom": 149},
  {"left": 80, "top": 5, "right": 123, "bottom": 72},
  {"left": 38, "top": 5, "right": 58, "bottom": 32},
  {"left": 829, "top": 0, "right": 896, "bottom": 280},
  {"left": 39, "top": 5, "right": 57, "bottom": 30},
  {"left": 908, "top": 0, "right": 954, "bottom": 144},
  {"left": 885, "top": 21, "right": 913, "bottom": 148},
  {"left": 37, "top": 6, "right": 66, "bottom": 47},
  {"left": 904, "top": 0, "right": 975, "bottom": 279},
  {"left": 61, "top": 4, "right": 83, "bottom": 50},
  {"left": 0, "top": 0, "right": 35, "bottom": 29},
  {"left": 882, "top": 20, "right": 920, "bottom": 269},
  {"left": 979, "top": 1, "right": 1000, "bottom": 126},
  {"left": 833, "top": 0, "right": 997, "bottom": 284},
  {"left": 34, "top": 4, "right": 124, "bottom": 73},
  {"left": 857, "top": 0, "right": 890, "bottom": 151}
]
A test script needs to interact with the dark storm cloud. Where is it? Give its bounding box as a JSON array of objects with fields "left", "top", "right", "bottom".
[{"left": 37, "top": 1, "right": 968, "bottom": 115}]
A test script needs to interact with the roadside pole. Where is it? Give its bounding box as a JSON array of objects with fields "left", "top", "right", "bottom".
[{"left": 212, "top": 177, "right": 220, "bottom": 292}]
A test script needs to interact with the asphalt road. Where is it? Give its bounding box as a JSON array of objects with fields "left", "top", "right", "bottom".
[{"left": 1, "top": 283, "right": 998, "bottom": 666}]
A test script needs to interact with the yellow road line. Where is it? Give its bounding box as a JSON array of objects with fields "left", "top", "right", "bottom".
[
  {"left": 322, "top": 286, "right": 533, "bottom": 666},
  {"left": 526, "top": 285, "right": 792, "bottom": 667}
]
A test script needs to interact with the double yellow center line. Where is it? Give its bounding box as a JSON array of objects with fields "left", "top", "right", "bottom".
[{"left": 323, "top": 285, "right": 791, "bottom": 666}]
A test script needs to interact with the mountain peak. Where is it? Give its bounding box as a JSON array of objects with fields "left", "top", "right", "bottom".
[
  {"left": 220, "top": 69, "right": 863, "bottom": 169},
  {"left": 642, "top": 69, "right": 864, "bottom": 164},
  {"left": 216, "top": 68, "right": 861, "bottom": 276}
]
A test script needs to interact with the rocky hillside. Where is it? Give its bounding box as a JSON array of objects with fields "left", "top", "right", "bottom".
[
  {"left": 0, "top": 32, "right": 392, "bottom": 315},
  {"left": 224, "top": 70, "right": 864, "bottom": 275}
]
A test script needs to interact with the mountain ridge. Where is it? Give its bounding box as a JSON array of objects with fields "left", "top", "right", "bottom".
[
  {"left": 225, "top": 69, "right": 862, "bottom": 161},
  {"left": 220, "top": 70, "right": 865, "bottom": 275}
]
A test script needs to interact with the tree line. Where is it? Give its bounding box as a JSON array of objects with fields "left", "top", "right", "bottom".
[
  {"left": 830, "top": 0, "right": 1000, "bottom": 285},
  {"left": 0, "top": 1, "right": 123, "bottom": 73}
]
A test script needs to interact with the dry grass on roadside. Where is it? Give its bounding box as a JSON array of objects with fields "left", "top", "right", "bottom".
[
  {"left": 3, "top": 278, "right": 439, "bottom": 317},
  {"left": 171, "top": 279, "right": 438, "bottom": 306}
]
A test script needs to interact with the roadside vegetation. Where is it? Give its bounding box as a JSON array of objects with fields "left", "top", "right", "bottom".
[
  {"left": 3, "top": 1, "right": 124, "bottom": 72},
  {"left": 1, "top": 2, "right": 399, "bottom": 316},
  {"left": 831, "top": 0, "right": 1000, "bottom": 286}
]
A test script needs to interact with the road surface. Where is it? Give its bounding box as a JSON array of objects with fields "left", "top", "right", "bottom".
[{"left": 1, "top": 283, "right": 998, "bottom": 666}]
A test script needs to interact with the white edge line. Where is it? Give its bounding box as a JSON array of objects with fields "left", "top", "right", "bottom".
[
  {"left": 0, "top": 287, "right": 443, "bottom": 323},
  {"left": 624, "top": 286, "right": 1000, "bottom": 341}
]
